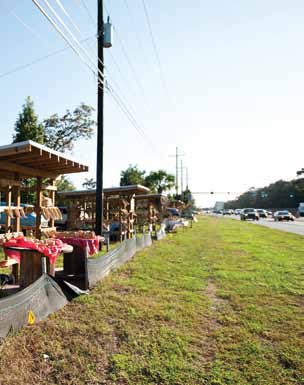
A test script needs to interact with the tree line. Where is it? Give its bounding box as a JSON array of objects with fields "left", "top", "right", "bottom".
[{"left": 225, "top": 179, "right": 304, "bottom": 209}]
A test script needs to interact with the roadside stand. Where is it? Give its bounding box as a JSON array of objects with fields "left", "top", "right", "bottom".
[
  {"left": 0, "top": 140, "right": 88, "bottom": 288},
  {"left": 58, "top": 185, "right": 150, "bottom": 241},
  {"left": 134, "top": 193, "right": 168, "bottom": 234}
]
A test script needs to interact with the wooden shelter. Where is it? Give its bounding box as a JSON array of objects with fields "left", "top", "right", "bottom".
[
  {"left": 134, "top": 193, "right": 168, "bottom": 230},
  {"left": 58, "top": 185, "right": 150, "bottom": 240},
  {"left": 0, "top": 140, "right": 88, "bottom": 238}
]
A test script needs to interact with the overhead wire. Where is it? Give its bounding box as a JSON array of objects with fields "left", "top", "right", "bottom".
[
  {"left": 31, "top": 0, "right": 104, "bottom": 86},
  {"left": 113, "top": 25, "right": 151, "bottom": 113},
  {"left": 75, "top": 0, "right": 158, "bottom": 148},
  {"left": 1, "top": 2, "right": 46, "bottom": 44},
  {"left": 0, "top": 36, "right": 94, "bottom": 80},
  {"left": 106, "top": 83, "right": 161, "bottom": 154},
  {"left": 79, "top": 0, "right": 96, "bottom": 25},
  {"left": 54, "top": 0, "right": 82, "bottom": 34},
  {"left": 141, "top": 0, "right": 172, "bottom": 103},
  {"left": 122, "top": 0, "right": 150, "bottom": 73},
  {"left": 40, "top": 0, "right": 104, "bottom": 81},
  {"left": 33, "top": 0, "right": 161, "bottom": 154}
]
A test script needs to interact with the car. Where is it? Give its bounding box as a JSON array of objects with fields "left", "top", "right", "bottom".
[
  {"left": 267, "top": 211, "right": 273, "bottom": 217},
  {"left": 222, "top": 209, "right": 233, "bottom": 215},
  {"left": 257, "top": 209, "right": 268, "bottom": 218},
  {"left": 240, "top": 208, "right": 259, "bottom": 221},
  {"left": 273, "top": 210, "right": 295, "bottom": 221},
  {"left": 234, "top": 209, "right": 242, "bottom": 215}
]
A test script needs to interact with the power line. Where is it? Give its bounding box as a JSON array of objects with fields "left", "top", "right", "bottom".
[
  {"left": 41, "top": 0, "right": 104, "bottom": 81},
  {"left": 2, "top": 3, "right": 46, "bottom": 44},
  {"left": 106, "top": 83, "right": 160, "bottom": 154},
  {"left": 79, "top": 0, "right": 96, "bottom": 24},
  {"left": 141, "top": 0, "right": 171, "bottom": 103},
  {"left": 73, "top": 2, "right": 154, "bottom": 140},
  {"left": 0, "top": 36, "right": 94, "bottom": 80},
  {"left": 54, "top": 0, "right": 82, "bottom": 34},
  {"left": 32, "top": 0, "right": 103, "bottom": 86},
  {"left": 122, "top": 0, "right": 150, "bottom": 73},
  {"left": 113, "top": 26, "right": 151, "bottom": 113},
  {"left": 50, "top": 0, "right": 105, "bottom": 82}
]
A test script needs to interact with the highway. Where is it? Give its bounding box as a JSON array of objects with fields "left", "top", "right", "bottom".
[{"left": 217, "top": 214, "right": 304, "bottom": 236}]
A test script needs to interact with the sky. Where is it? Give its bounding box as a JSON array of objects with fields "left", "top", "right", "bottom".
[{"left": 1, "top": 0, "right": 304, "bottom": 207}]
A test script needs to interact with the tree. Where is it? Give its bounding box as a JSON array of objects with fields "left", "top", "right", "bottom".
[
  {"left": 82, "top": 178, "right": 96, "bottom": 190},
  {"left": 225, "top": 179, "right": 303, "bottom": 209},
  {"left": 56, "top": 176, "right": 75, "bottom": 192},
  {"left": 181, "top": 188, "right": 195, "bottom": 205},
  {"left": 44, "top": 103, "right": 95, "bottom": 152},
  {"left": 120, "top": 165, "right": 146, "bottom": 186},
  {"left": 13, "top": 96, "right": 45, "bottom": 144},
  {"left": 144, "top": 170, "right": 175, "bottom": 193}
]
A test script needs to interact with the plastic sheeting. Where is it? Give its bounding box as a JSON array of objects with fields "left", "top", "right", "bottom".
[
  {"left": 136, "top": 233, "right": 152, "bottom": 251},
  {"left": 0, "top": 233, "right": 153, "bottom": 338},
  {"left": 87, "top": 234, "right": 152, "bottom": 288},
  {"left": 156, "top": 228, "right": 166, "bottom": 240},
  {"left": 0, "top": 274, "right": 68, "bottom": 339}
]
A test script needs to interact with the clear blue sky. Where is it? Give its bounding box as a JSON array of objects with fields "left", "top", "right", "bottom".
[{"left": 1, "top": 0, "right": 304, "bottom": 207}]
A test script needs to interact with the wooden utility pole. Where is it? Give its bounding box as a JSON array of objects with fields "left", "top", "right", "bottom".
[
  {"left": 96, "top": 0, "right": 104, "bottom": 235},
  {"left": 169, "top": 147, "right": 184, "bottom": 197},
  {"left": 180, "top": 159, "right": 184, "bottom": 194},
  {"left": 186, "top": 167, "right": 189, "bottom": 190}
]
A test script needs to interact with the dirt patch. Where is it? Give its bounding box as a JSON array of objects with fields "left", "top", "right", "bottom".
[
  {"left": 117, "top": 269, "right": 133, "bottom": 280},
  {"left": 111, "top": 284, "right": 133, "bottom": 295},
  {"left": 206, "top": 280, "right": 226, "bottom": 312},
  {"left": 193, "top": 281, "right": 226, "bottom": 369}
]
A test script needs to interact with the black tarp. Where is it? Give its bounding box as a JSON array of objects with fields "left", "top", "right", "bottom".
[
  {"left": 87, "top": 234, "right": 152, "bottom": 288},
  {"left": 0, "top": 274, "right": 68, "bottom": 339},
  {"left": 0, "top": 233, "right": 153, "bottom": 338}
]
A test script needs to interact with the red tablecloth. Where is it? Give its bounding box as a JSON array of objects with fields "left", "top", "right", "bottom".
[
  {"left": 56, "top": 236, "right": 102, "bottom": 256},
  {"left": 3, "top": 237, "right": 66, "bottom": 265}
]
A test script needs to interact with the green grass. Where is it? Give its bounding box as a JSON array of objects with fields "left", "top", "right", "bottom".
[{"left": 0, "top": 216, "right": 303, "bottom": 385}]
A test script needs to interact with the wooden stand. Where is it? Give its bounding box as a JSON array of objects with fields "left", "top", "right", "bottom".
[{"left": 19, "top": 250, "right": 53, "bottom": 288}]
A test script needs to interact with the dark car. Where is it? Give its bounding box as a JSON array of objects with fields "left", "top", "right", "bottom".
[
  {"left": 273, "top": 210, "right": 295, "bottom": 221},
  {"left": 257, "top": 209, "right": 268, "bottom": 218},
  {"left": 240, "top": 208, "right": 259, "bottom": 221}
]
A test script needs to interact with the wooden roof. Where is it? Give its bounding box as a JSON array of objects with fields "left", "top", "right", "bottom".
[
  {"left": 134, "top": 193, "right": 168, "bottom": 203},
  {"left": 58, "top": 185, "right": 150, "bottom": 199},
  {"left": 0, "top": 140, "right": 89, "bottom": 179}
]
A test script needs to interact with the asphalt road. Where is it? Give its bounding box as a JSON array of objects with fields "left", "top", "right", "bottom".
[{"left": 216, "top": 214, "right": 304, "bottom": 236}]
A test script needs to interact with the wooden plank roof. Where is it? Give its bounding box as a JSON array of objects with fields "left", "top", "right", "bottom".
[
  {"left": 58, "top": 185, "right": 150, "bottom": 199},
  {"left": 0, "top": 140, "right": 89, "bottom": 179}
]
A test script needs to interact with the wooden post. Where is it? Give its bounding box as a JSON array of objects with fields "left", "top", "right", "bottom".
[
  {"left": 50, "top": 179, "right": 56, "bottom": 229},
  {"left": 36, "top": 177, "right": 42, "bottom": 239},
  {"left": 15, "top": 185, "right": 21, "bottom": 232},
  {"left": 5, "top": 185, "right": 12, "bottom": 232}
]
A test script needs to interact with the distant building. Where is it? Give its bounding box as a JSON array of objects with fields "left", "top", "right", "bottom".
[{"left": 214, "top": 201, "right": 225, "bottom": 211}]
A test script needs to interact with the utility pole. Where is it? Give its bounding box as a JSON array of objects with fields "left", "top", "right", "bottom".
[
  {"left": 169, "top": 147, "right": 184, "bottom": 197},
  {"left": 95, "top": 0, "right": 104, "bottom": 235},
  {"left": 186, "top": 167, "right": 189, "bottom": 189},
  {"left": 180, "top": 159, "right": 184, "bottom": 194}
]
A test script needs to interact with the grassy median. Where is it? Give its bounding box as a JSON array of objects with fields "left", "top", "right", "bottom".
[{"left": 0, "top": 216, "right": 303, "bottom": 385}]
